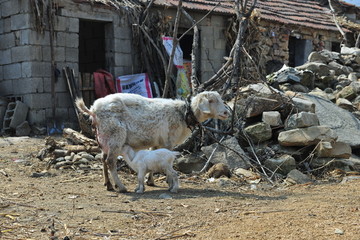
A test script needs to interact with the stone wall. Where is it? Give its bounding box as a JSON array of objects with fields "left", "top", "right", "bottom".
[{"left": 0, "top": 0, "right": 135, "bottom": 129}]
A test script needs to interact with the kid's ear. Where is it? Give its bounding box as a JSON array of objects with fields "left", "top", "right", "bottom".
[{"left": 198, "top": 97, "right": 211, "bottom": 114}]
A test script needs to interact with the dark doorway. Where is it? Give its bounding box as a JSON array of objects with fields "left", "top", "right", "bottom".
[
  {"left": 79, "top": 20, "right": 106, "bottom": 73},
  {"left": 288, "top": 36, "right": 313, "bottom": 67},
  {"left": 178, "top": 34, "right": 194, "bottom": 61}
]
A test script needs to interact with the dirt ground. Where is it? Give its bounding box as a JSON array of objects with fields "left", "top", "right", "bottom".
[{"left": 1, "top": 136, "right": 360, "bottom": 240}]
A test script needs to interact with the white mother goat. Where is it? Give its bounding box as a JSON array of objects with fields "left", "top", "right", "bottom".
[{"left": 76, "top": 91, "right": 229, "bottom": 192}]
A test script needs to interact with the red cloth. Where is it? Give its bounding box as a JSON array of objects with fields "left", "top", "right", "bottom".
[{"left": 93, "top": 69, "right": 116, "bottom": 99}]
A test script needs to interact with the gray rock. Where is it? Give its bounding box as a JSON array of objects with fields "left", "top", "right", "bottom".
[
  {"left": 336, "top": 85, "right": 357, "bottom": 101},
  {"left": 302, "top": 94, "right": 360, "bottom": 148},
  {"left": 159, "top": 193, "right": 173, "bottom": 199},
  {"left": 201, "top": 137, "right": 250, "bottom": 169},
  {"left": 278, "top": 126, "right": 337, "bottom": 147},
  {"left": 285, "top": 112, "right": 319, "bottom": 129},
  {"left": 341, "top": 46, "right": 360, "bottom": 55},
  {"left": 175, "top": 153, "right": 206, "bottom": 174},
  {"left": 335, "top": 98, "right": 354, "bottom": 112},
  {"left": 296, "top": 62, "right": 330, "bottom": 77},
  {"left": 286, "top": 169, "right": 312, "bottom": 184},
  {"left": 262, "top": 111, "right": 283, "bottom": 126},
  {"left": 80, "top": 153, "right": 95, "bottom": 161},
  {"left": 245, "top": 96, "right": 281, "bottom": 118},
  {"left": 264, "top": 154, "right": 296, "bottom": 175},
  {"left": 16, "top": 121, "right": 31, "bottom": 136},
  {"left": 291, "top": 97, "right": 316, "bottom": 113},
  {"left": 244, "top": 122, "right": 272, "bottom": 143},
  {"left": 316, "top": 141, "right": 352, "bottom": 159}
]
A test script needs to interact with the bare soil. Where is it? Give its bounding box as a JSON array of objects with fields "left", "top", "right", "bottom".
[{"left": 1, "top": 136, "right": 360, "bottom": 240}]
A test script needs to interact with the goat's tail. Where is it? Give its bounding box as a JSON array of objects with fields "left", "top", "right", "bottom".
[{"left": 75, "top": 98, "right": 94, "bottom": 117}]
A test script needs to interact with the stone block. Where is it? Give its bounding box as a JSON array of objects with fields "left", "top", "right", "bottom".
[
  {"left": 285, "top": 111, "right": 319, "bottom": 129},
  {"left": 20, "top": 29, "right": 50, "bottom": 45},
  {"left": 1, "top": 0, "right": 19, "bottom": 18},
  {"left": 54, "top": 46, "right": 65, "bottom": 62},
  {"left": 65, "top": 47, "right": 78, "bottom": 62},
  {"left": 42, "top": 46, "right": 51, "bottom": 62},
  {"left": 3, "top": 18, "right": 11, "bottom": 33},
  {"left": 115, "top": 53, "right": 132, "bottom": 67},
  {"left": 56, "top": 92, "right": 74, "bottom": 108},
  {"left": 12, "top": 45, "right": 42, "bottom": 62},
  {"left": 68, "top": 17, "right": 79, "bottom": 33},
  {"left": 0, "top": 32, "right": 15, "bottom": 49},
  {"left": 65, "top": 33, "right": 78, "bottom": 48},
  {"left": 114, "top": 27, "right": 131, "bottom": 40},
  {"left": 0, "top": 80, "right": 13, "bottom": 95},
  {"left": 0, "top": 49, "right": 11, "bottom": 65},
  {"left": 244, "top": 122, "right": 272, "bottom": 143},
  {"left": 278, "top": 126, "right": 338, "bottom": 147},
  {"left": 2, "top": 100, "right": 29, "bottom": 130},
  {"left": 114, "top": 38, "right": 131, "bottom": 54},
  {"left": 11, "top": 13, "right": 32, "bottom": 30},
  {"left": 262, "top": 111, "right": 283, "bottom": 126},
  {"left": 54, "top": 16, "right": 67, "bottom": 32},
  {"left": 291, "top": 97, "right": 316, "bottom": 113},
  {"left": 23, "top": 93, "right": 52, "bottom": 109},
  {"left": 264, "top": 154, "right": 296, "bottom": 175},
  {"left": 3, "top": 63, "right": 21, "bottom": 79},
  {"left": 22, "top": 61, "right": 51, "bottom": 78},
  {"left": 316, "top": 141, "right": 352, "bottom": 159},
  {"left": 27, "top": 109, "right": 46, "bottom": 125},
  {"left": 55, "top": 32, "right": 66, "bottom": 47},
  {"left": 12, "top": 78, "right": 43, "bottom": 94},
  {"left": 201, "top": 137, "right": 251, "bottom": 169}
]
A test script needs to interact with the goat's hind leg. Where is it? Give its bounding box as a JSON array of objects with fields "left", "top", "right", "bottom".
[
  {"left": 106, "top": 153, "right": 127, "bottom": 193},
  {"left": 102, "top": 153, "right": 114, "bottom": 191},
  {"left": 135, "top": 170, "right": 146, "bottom": 193},
  {"left": 166, "top": 169, "right": 179, "bottom": 193}
]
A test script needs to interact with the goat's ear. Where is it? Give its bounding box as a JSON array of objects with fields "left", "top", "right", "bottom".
[{"left": 198, "top": 97, "right": 211, "bottom": 114}]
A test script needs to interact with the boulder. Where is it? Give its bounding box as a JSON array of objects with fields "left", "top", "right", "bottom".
[
  {"left": 335, "top": 98, "right": 354, "bottom": 112},
  {"left": 262, "top": 111, "right": 283, "bottom": 126},
  {"left": 296, "top": 62, "right": 330, "bottom": 77},
  {"left": 290, "top": 96, "right": 316, "bottom": 113},
  {"left": 278, "top": 126, "right": 337, "bottom": 147},
  {"left": 244, "top": 122, "right": 272, "bottom": 143},
  {"left": 336, "top": 85, "right": 357, "bottom": 101},
  {"left": 245, "top": 96, "right": 281, "bottom": 118},
  {"left": 302, "top": 94, "right": 360, "bottom": 148},
  {"left": 285, "top": 112, "right": 319, "bottom": 129},
  {"left": 286, "top": 169, "right": 313, "bottom": 184},
  {"left": 341, "top": 46, "right": 360, "bottom": 56},
  {"left": 201, "top": 137, "right": 251, "bottom": 169},
  {"left": 316, "top": 141, "right": 352, "bottom": 159},
  {"left": 264, "top": 154, "right": 296, "bottom": 175},
  {"left": 175, "top": 153, "right": 206, "bottom": 174}
]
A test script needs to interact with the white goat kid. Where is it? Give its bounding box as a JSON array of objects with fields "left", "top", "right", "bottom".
[
  {"left": 121, "top": 145, "right": 180, "bottom": 193},
  {"left": 75, "top": 91, "right": 229, "bottom": 193}
]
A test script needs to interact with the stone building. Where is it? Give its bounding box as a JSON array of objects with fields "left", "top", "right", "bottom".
[{"left": 0, "top": 0, "right": 358, "bottom": 132}]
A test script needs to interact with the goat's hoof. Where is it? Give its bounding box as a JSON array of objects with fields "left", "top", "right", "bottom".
[
  {"left": 117, "top": 188, "right": 128, "bottom": 193},
  {"left": 169, "top": 188, "right": 178, "bottom": 193},
  {"left": 135, "top": 190, "right": 144, "bottom": 194},
  {"left": 105, "top": 184, "right": 115, "bottom": 191},
  {"left": 146, "top": 181, "right": 155, "bottom": 186}
]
